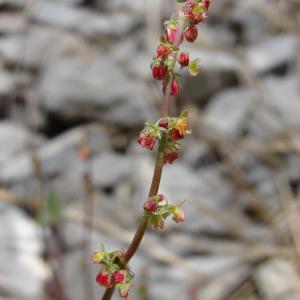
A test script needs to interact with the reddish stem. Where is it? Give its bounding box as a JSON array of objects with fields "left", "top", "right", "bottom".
[{"left": 101, "top": 12, "right": 185, "bottom": 300}]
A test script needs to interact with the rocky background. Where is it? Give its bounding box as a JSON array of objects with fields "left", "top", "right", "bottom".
[{"left": 0, "top": 0, "right": 300, "bottom": 299}]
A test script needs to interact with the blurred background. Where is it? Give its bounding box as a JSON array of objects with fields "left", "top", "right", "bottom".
[{"left": 0, "top": 0, "right": 300, "bottom": 299}]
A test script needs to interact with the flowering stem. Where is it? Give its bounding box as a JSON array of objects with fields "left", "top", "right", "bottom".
[{"left": 101, "top": 7, "right": 185, "bottom": 300}]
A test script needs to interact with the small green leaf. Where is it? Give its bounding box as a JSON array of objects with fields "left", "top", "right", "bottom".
[
  {"left": 188, "top": 58, "right": 201, "bottom": 76},
  {"left": 43, "top": 190, "right": 61, "bottom": 224},
  {"left": 179, "top": 110, "right": 189, "bottom": 118}
]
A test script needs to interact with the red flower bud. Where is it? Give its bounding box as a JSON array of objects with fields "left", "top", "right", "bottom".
[
  {"left": 158, "top": 118, "right": 169, "bottom": 129},
  {"left": 96, "top": 270, "right": 113, "bottom": 288},
  {"left": 163, "top": 146, "right": 180, "bottom": 164},
  {"left": 144, "top": 200, "right": 158, "bottom": 213},
  {"left": 137, "top": 129, "right": 157, "bottom": 150},
  {"left": 170, "top": 78, "right": 180, "bottom": 96},
  {"left": 114, "top": 271, "right": 126, "bottom": 284},
  {"left": 166, "top": 27, "right": 184, "bottom": 45},
  {"left": 152, "top": 63, "right": 167, "bottom": 80},
  {"left": 178, "top": 52, "right": 189, "bottom": 68},
  {"left": 184, "top": 26, "right": 198, "bottom": 43},
  {"left": 203, "top": 0, "right": 211, "bottom": 11},
  {"left": 170, "top": 129, "right": 184, "bottom": 140},
  {"left": 156, "top": 44, "right": 171, "bottom": 60}
]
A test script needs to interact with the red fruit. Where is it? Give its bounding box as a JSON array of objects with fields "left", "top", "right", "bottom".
[
  {"left": 184, "top": 26, "right": 198, "bottom": 43},
  {"left": 96, "top": 270, "right": 112, "bottom": 288},
  {"left": 166, "top": 27, "right": 184, "bottom": 45},
  {"left": 152, "top": 63, "right": 167, "bottom": 80},
  {"left": 189, "top": 13, "right": 204, "bottom": 25},
  {"left": 178, "top": 52, "right": 189, "bottom": 68},
  {"left": 114, "top": 271, "right": 126, "bottom": 284},
  {"left": 159, "top": 119, "right": 169, "bottom": 129},
  {"left": 170, "top": 129, "right": 184, "bottom": 140},
  {"left": 170, "top": 78, "right": 180, "bottom": 96},
  {"left": 144, "top": 200, "right": 158, "bottom": 213},
  {"left": 137, "top": 129, "right": 156, "bottom": 150},
  {"left": 156, "top": 44, "right": 171, "bottom": 60},
  {"left": 183, "top": 1, "right": 204, "bottom": 25}
]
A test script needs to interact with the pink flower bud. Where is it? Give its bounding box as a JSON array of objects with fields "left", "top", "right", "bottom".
[
  {"left": 166, "top": 27, "right": 184, "bottom": 45},
  {"left": 184, "top": 26, "right": 198, "bottom": 43},
  {"left": 172, "top": 207, "right": 186, "bottom": 223},
  {"left": 114, "top": 271, "right": 126, "bottom": 284},
  {"left": 152, "top": 63, "right": 167, "bottom": 80},
  {"left": 157, "top": 194, "right": 166, "bottom": 202},
  {"left": 170, "top": 78, "right": 180, "bottom": 96},
  {"left": 156, "top": 44, "right": 171, "bottom": 60},
  {"left": 137, "top": 129, "right": 157, "bottom": 150},
  {"left": 178, "top": 52, "right": 190, "bottom": 68},
  {"left": 158, "top": 118, "right": 169, "bottom": 129},
  {"left": 96, "top": 270, "right": 113, "bottom": 288},
  {"left": 144, "top": 200, "right": 158, "bottom": 213}
]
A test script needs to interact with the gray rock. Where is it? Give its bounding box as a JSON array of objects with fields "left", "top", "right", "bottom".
[
  {"left": 196, "top": 25, "right": 236, "bottom": 49},
  {"left": 0, "top": 121, "right": 41, "bottom": 165},
  {"left": 30, "top": 0, "right": 138, "bottom": 38},
  {"left": 0, "top": 203, "right": 49, "bottom": 298},
  {"left": 0, "top": 71, "right": 16, "bottom": 96},
  {"left": 0, "top": 125, "right": 109, "bottom": 183},
  {"left": 198, "top": 266, "right": 250, "bottom": 300},
  {"left": 59, "top": 0, "right": 84, "bottom": 6},
  {"left": 0, "top": 26, "right": 86, "bottom": 68},
  {"left": 91, "top": 152, "right": 132, "bottom": 187},
  {"left": 181, "top": 137, "right": 210, "bottom": 167},
  {"left": 38, "top": 57, "right": 149, "bottom": 126},
  {"left": 249, "top": 76, "right": 300, "bottom": 138},
  {"left": 203, "top": 88, "right": 255, "bottom": 138},
  {"left": 0, "top": 13, "right": 26, "bottom": 34},
  {"left": 244, "top": 34, "right": 298, "bottom": 73},
  {"left": 254, "top": 259, "right": 300, "bottom": 300},
  {"left": 100, "top": 0, "right": 172, "bottom": 17},
  {"left": 228, "top": 0, "right": 270, "bottom": 44}
]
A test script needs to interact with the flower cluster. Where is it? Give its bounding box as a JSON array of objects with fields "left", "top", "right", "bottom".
[
  {"left": 151, "top": 0, "right": 211, "bottom": 95},
  {"left": 137, "top": 111, "right": 191, "bottom": 164},
  {"left": 144, "top": 194, "right": 186, "bottom": 230},
  {"left": 93, "top": 248, "right": 134, "bottom": 299}
]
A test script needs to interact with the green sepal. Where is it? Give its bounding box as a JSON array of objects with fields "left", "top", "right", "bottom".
[{"left": 164, "top": 20, "right": 178, "bottom": 29}]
